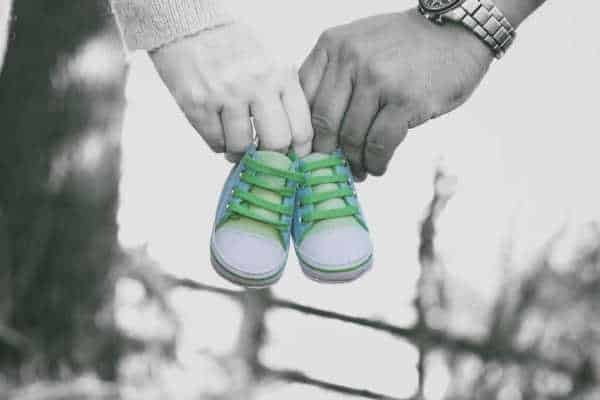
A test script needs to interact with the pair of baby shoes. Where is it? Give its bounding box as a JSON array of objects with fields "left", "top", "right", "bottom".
[{"left": 210, "top": 145, "right": 373, "bottom": 288}]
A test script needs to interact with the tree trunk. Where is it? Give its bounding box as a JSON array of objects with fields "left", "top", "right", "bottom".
[
  {"left": 0, "top": 0, "right": 127, "bottom": 381},
  {"left": 0, "top": 0, "right": 10, "bottom": 68}
]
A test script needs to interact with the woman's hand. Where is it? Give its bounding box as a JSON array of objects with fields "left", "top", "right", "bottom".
[{"left": 151, "top": 22, "right": 313, "bottom": 160}]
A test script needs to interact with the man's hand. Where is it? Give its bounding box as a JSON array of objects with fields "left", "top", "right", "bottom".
[
  {"left": 300, "top": 9, "right": 493, "bottom": 179},
  {"left": 151, "top": 22, "right": 313, "bottom": 159}
]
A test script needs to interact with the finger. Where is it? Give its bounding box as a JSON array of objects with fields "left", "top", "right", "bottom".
[
  {"left": 339, "top": 85, "right": 379, "bottom": 179},
  {"left": 186, "top": 109, "right": 225, "bottom": 153},
  {"left": 364, "top": 104, "right": 409, "bottom": 177},
  {"left": 221, "top": 104, "right": 253, "bottom": 160},
  {"left": 282, "top": 76, "right": 314, "bottom": 157},
  {"left": 251, "top": 94, "right": 292, "bottom": 152},
  {"left": 299, "top": 47, "right": 328, "bottom": 106},
  {"left": 311, "top": 62, "right": 352, "bottom": 154}
]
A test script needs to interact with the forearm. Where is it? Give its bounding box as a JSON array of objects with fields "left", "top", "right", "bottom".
[
  {"left": 110, "top": 0, "right": 235, "bottom": 51},
  {"left": 495, "top": 0, "right": 546, "bottom": 27}
]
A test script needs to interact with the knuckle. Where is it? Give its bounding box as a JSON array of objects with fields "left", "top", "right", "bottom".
[
  {"left": 178, "top": 88, "right": 207, "bottom": 110},
  {"left": 311, "top": 113, "right": 337, "bottom": 137},
  {"left": 341, "top": 131, "right": 365, "bottom": 148},
  {"left": 449, "top": 89, "right": 467, "bottom": 106},
  {"left": 365, "top": 61, "right": 392, "bottom": 86},
  {"left": 339, "top": 40, "right": 361, "bottom": 62},
  {"left": 221, "top": 76, "right": 243, "bottom": 96},
  {"left": 293, "top": 126, "right": 314, "bottom": 146},
  {"left": 198, "top": 126, "right": 225, "bottom": 152},
  {"left": 208, "top": 139, "right": 226, "bottom": 153},
  {"left": 188, "top": 114, "right": 209, "bottom": 132},
  {"left": 318, "top": 28, "right": 338, "bottom": 47},
  {"left": 408, "top": 104, "right": 433, "bottom": 129},
  {"left": 248, "top": 63, "right": 278, "bottom": 86},
  {"left": 365, "top": 149, "right": 391, "bottom": 177},
  {"left": 341, "top": 140, "right": 362, "bottom": 156},
  {"left": 276, "top": 68, "right": 296, "bottom": 90},
  {"left": 261, "top": 63, "right": 280, "bottom": 81},
  {"left": 261, "top": 134, "right": 291, "bottom": 152},
  {"left": 226, "top": 143, "right": 249, "bottom": 154},
  {"left": 298, "top": 67, "right": 310, "bottom": 88},
  {"left": 283, "top": 64, "right": 299, "bottom": 81},
  {"left": 366, "top": 140, "right": 392, "bottom": 157}
]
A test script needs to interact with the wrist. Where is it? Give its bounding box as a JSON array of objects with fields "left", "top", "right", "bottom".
[
  {"left": 493, "top": 0, "right": 544, "bottom": 27},
  {"left": 411, "top": 8, "right": 493, "bottom": 63},
  {"left": 149, "top": 20, "right": 237, "bottom": 54},
  {"left": 418, "top": 0, "right": 522, "bottom": 59}
]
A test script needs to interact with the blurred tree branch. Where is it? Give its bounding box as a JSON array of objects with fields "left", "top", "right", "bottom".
[{"left": 265, "top": 365, "right": 409, "bottom": 400}]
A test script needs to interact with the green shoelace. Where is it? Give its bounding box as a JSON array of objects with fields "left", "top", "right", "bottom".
[
  {"left": 298, "top": 154, "right": 360, "bottom": 224},
  {"left": 227, "top": 154, "right": 303, "bottom": 230}
]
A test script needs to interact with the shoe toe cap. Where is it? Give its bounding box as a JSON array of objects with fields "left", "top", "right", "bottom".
[
  {"left": 213, "top": 228, "right": 286, "bottom": 277},
  {"left": 297, "top": 225, "right": 373, "bottom": 271}
]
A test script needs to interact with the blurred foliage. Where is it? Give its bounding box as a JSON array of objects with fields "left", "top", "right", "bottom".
[{"left": 440, "top": 225, "right": 600, "bottom": 400}]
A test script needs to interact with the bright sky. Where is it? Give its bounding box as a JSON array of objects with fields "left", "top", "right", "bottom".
[{"left": 115, "top": 1, "right": 600, "bottom": 397}]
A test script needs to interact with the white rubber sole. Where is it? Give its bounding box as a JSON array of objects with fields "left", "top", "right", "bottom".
[{"left": 297, "top": 253, "right": 373, "bottom": 284}]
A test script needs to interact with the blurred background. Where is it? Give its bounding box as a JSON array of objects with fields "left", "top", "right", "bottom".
[{"left": 1, "top": 0, "right": 600, "bottom": 399}]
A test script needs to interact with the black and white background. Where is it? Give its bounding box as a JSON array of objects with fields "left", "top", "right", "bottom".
[{"left": 1, "top": 0, "right": 599, "bottom": 399}]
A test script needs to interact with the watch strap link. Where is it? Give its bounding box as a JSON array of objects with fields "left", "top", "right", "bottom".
[{"left": 445, "top": 0, "right": 516, "bottom": 58}]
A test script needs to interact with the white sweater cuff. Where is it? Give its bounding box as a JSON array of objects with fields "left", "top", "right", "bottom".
[{"left": 111, "top": 0, "right": 235, "bottom": 51}]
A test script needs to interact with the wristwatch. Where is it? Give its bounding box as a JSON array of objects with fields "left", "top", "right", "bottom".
[{"left": 418, "top": 0, "right": 516, "bottom": 59}]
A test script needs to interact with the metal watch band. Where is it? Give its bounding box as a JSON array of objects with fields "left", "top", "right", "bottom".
[{"left": 444, "top": 0, "right": 516, "bottom": 58}]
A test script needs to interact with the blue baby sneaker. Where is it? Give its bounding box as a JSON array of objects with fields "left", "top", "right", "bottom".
[
  {"left": 210, "top": 146, "right": 303, "bottom": 288},
  {"left": 293, "top": 151, "right": 374, "bottom": 283}
]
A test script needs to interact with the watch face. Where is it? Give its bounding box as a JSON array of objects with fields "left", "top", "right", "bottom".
[{"left": 419, "top": 0, "right": 462, "bottom": 13}]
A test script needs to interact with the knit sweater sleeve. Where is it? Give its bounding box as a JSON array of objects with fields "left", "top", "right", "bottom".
[{"left": 111, "top": 0, "right": 235, "bottom": 51}]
